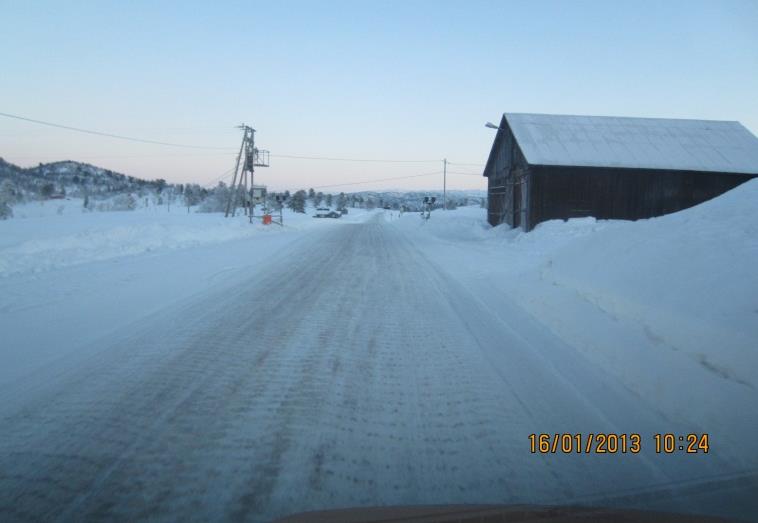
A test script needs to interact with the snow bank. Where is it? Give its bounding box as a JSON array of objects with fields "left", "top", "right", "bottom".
[
  {"left": 0, "top": 201, "right": 373, "bottom": 277},
  {"left": 393, "top": 184, "right": 758, "bottom": 375},
  {"left": 395, "top": 206, "right": 492, "bottom": 243},
  {"left": 0, "top": 201, "right": 268, "bottom": 276},
  {"left": 392, "top": 184, "right": 758, "bottom": 462},
  {"left": 539, "top": 182, "right": 758, "bottom": 381},
  {"left": 393, "top": 206, "right": 613, "bottom": 277},
  {"left": 1, "top": 218, "right": 257, "bottom": 276}
]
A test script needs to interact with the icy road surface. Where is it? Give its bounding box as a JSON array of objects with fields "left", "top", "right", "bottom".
[{"left": 1, "top": 215, "right": 755, "bottom": 522}]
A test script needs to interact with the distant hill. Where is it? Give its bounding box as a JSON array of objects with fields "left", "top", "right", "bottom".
[{"left": 0, "top": 158, "right": 172, "bottom": 199}]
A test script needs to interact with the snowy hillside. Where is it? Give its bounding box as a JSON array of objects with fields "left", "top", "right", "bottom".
[{"left": 0, "top": 158, "right": 178, "bottom": 200}]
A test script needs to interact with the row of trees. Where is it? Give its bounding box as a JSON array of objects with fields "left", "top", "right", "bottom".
[
  {"left": 0, "top": 159, "right": 486, "bottom": 220},
  {"left": 195, "top": 184, "right": 383, "bottom": 215}
]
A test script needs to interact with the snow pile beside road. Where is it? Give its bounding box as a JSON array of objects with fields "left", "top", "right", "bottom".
[
  {"left": 539, "top": 181, "right": 758, "bottom": 379},
  {"left": 395, "top": 182, "right": 758, "bottom": 374},
  {"left": 0, "top": 203, "right": 373, "bottom": 277},
  {"left": 393, "top": 183, "right": 758, "bottom": 458},
  {"left": 0, "top": 217, "right": 261, "bottom": 276},
  {"left": 394, "top": 206, "right": 614, "bottom": 277},
  {"left": 397, "top": 207, "right": 492, "bottom": 243}
]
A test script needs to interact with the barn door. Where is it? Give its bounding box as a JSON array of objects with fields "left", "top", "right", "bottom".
[{"left": 513, "top": 182, "right": 521, "bottom": 227}]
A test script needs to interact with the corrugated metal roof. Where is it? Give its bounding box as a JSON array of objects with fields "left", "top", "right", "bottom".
[{"left": 504, "top": 113, "right": 758, "bottom": 174}]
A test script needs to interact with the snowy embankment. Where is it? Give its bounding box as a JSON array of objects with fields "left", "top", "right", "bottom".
[
  {"left": 0, "top": 200, "right": 367, "bottom": 277},
  {"left": 391, "top": 181, "right": 758, "bottom": 466},
  {"left": 0, "top": 201, "right": 373, "bottom": 386}
]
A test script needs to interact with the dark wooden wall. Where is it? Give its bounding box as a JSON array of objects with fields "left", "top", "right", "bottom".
[
  {"left": 485, "top": 121, "right": 530, "bottom": 227},
  {"left": 527, "top": 165, "right": 754, "bottom": 230}
]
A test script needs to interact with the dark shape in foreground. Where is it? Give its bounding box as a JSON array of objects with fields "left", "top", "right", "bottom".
[{"left": 276, "top": 504, "right": 741, "bottom": 523}]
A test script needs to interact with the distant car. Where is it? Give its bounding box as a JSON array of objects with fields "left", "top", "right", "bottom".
[
  {"left": 383, "top": 205, "right": 391, "bottom": 210},
  {"left": 314, "top": 207, "right": 341, "bottom": 218},
  {"left": 339, "top": 208, "right": 348, "bottom": 215}
]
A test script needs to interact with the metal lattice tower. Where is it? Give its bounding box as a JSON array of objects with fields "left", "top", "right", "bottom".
[{"left": 225, "top": 124, "right": 269, "bottom": 222}]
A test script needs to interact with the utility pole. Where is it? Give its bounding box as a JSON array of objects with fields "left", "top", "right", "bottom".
[
  {"left": 225, "top": 127, "right": 247, "bottom": 218},
  {"left": 248, "top": 128, "right": 255, "bottom": 222},
  {"left": 225, "top": 124, "right": 269, "bottom": 220},
  {"left": 443, "top": 158, "right": 447, "bottom": 211}
]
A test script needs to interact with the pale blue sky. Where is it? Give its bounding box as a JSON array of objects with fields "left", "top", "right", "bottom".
[{"left": 1, "top": 0, "right": 757, "bottom": 191}]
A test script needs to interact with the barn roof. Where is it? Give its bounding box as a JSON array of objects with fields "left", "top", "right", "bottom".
[{"left": 504, "top": 113, "right": 758, "bottom": 174}]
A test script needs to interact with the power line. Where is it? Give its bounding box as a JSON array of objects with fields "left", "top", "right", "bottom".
[
  {"left": 0, "top": 111, "right": 237, "bottom": 150},
  {"left": 204, "top": 167, "right": 237, "bottom": 187},
  {"left": 447, "top": 170, "right": 483, "bottom": 176},
  {"left": 205, "top": 168, "right": 477, "bottom": 190},
  {"left": 309, "top": 171, "right": 443, "bottom": 190},
  {"left": 1, "top": 111, "right": 490, "bottom": 190},
  {"left": 447, "top": 161, "right": 485, "bottom": 167},
  {"left": 269, "top": 153, "right": 439, "bottom": 163},
  {"left": 5, "top": 152, "right": 237, "bottom": 160},
  {"left": 1, "top": 111, "right": 490, "bottom": 166}
]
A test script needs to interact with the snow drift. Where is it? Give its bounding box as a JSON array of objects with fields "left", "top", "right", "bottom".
[
  {"left": 393, "top": 180, "right": 758, "bottom": 466},
  {"left": 538, "top": 180, "right": 758, "bottom": 382},
  {"left": 0, "top": 201, "right": 372, "bottom": 277}
]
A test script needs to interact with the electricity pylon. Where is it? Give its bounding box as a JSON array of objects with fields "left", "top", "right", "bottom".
[{"left": 225, "top": 124, "right": 269, "bottom": 221}]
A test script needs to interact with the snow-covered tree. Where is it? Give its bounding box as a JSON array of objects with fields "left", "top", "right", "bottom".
[
  {"left": 164, "top": 186, "right": 176, "bottom": 212},
  {"left": 111, "top": 193, "right": 137, "bottom": 211},
  {"left": 326, "top": 193, "right": 333, "bottom": 207},
  {"left": 183, "top": 184, "right": 202, "bottom": 212},
  {"left": 82, "top": 189, "right": 92, "bottom": 212},
  {"left": 199, "top": 182, "right": 230, "bottom": 213},
  {"left": 288, "top": 190, "right": 306, "bottom": 213},
  {"left": 0, "top": 179, "right": 16, "bottom": 203},
  {"left": 0, "top": 179, "right": 14, "bottom": 219},
  {"left": 41, "top": 183, "right": 54, "bottom": 199},
  {"left": 0, "top": 200, "right": 11, "bottom": 219}
]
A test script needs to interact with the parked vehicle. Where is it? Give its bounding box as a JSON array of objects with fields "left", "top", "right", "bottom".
[{"left": 314, "top": 207, "right": 341, "bottom": 218}]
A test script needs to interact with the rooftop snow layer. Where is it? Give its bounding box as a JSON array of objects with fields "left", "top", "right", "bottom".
[{"left": 504, "top": 113, "right": 758, "bottom": 174}]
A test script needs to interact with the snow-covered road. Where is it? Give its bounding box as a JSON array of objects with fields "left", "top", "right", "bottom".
[{"left": 1, "top": 215, "right": 755, "bottom": 522}]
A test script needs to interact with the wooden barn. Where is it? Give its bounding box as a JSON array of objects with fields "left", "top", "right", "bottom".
[{"left": 482, "top": 113, "right": 758, "bottom": 230}]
